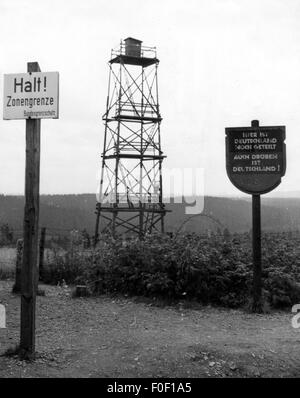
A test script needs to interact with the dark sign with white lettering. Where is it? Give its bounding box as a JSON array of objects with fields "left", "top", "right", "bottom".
[{"left": 225, "top": 125, "right": 286, "bottom": 194}]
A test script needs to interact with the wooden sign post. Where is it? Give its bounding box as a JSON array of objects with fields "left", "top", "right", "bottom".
[
  {"left": 252, "top": 192, "right": 262, "bottom": 312},
  {"left": 20, "top": 62, "right": 41, "bottom": 359},
  {"left": 226, "top": 120, "right": 286, "bottom": 312},
  {"left": 3, "top": 62, "right": 59, "bottom": 359}
]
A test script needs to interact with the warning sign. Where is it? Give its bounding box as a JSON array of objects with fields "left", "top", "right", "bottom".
[
  {"left": 225, "top": 125, "right": 286, "bottom": 194},
  {"left": 3, "top": 72, "right": 59, "bottom": 120}
]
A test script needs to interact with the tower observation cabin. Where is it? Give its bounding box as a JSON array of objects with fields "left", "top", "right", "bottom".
[{"left": 94, "top": 37, "right": 168, "bottom": 241}]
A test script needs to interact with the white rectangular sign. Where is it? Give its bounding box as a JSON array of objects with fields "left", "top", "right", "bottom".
[{"left": 3, "top": 71, "right": 59, "bottom": 120}]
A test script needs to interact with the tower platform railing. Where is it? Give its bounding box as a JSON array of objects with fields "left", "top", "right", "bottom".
[
  {"left": 115, "top": 101, "right": 159, "bottom": 118},
  {"left": 111, "top": 42, "right": 157, "bottom": 59}
]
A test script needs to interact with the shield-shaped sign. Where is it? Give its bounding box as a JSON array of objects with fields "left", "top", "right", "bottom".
[{"left": 225, "top": 124, "right": 286, "bottom": 195}]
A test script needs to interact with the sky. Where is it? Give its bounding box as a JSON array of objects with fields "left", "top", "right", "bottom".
[{"left": 1, "top": 0, "right": 300, "bottom": 197}]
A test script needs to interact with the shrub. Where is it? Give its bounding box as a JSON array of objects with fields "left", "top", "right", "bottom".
[{"left": 43, "top": 232, "right": 300, "bottom": 310}]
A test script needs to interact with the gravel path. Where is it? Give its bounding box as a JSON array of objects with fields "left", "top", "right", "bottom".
[{"left": 0, "top": 280, "right": 299, "bottom": 378}]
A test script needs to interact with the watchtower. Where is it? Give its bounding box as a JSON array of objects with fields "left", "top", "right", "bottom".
[{"left": 94, "top": 38, "right": 167, "bottom": 241}]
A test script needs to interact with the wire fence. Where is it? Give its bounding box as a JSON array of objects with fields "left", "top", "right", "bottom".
[
  {"left": 1, "top": 225, "right": 93, "bottom": 243},
  {"left": 0, "top": 225, "right": 94, "bottom": 279}
]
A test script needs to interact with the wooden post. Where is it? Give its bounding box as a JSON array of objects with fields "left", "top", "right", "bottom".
[
  {"left": 12, "top": 238, "right": 23, "bottom": 294},
  {"left": 20, "top": 62, "right": 41, "bottom": 360},
  {"left": 39, "top": 227, "right": 46, "bottom": 281},
  {"left": 251, "top": 120, "right": 263, "bottom": 312},
  {"left": 252, "top": 194, "right": 262, "bottom": 312}
]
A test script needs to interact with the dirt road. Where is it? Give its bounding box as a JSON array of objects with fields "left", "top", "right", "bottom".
[{"left": 0, "top": 280, "right": 299, "bottom": 378}]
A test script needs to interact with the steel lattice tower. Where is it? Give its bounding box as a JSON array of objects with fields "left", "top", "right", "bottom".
[{"left": 94, "top": 38, "right": 167, "bottom": 241}]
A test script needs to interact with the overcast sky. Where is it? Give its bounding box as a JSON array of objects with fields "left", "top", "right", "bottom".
[{"left": 1, "top": 0, "right": 300, "bottom": 197}]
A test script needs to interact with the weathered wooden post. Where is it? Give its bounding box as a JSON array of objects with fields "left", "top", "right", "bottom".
[
  {"left": 3, "top": 62, "right": 59, "bottom": 359},
  {"left": 225, "top": 120, "right": 286, "bottom": 313},
  {"left": 20, "top": 61, "right": 42, "bottom": 359}
]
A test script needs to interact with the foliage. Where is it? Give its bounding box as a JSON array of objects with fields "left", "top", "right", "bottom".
[{"left": 42, "top": 231, "right": 300, "bottom": 309}]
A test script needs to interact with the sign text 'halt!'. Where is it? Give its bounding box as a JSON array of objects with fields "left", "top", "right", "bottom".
[
  {"left": 3, "top": 72, "right": 59, "bottom": 120},
  {"left": 225, "top": 124, "right": 286, "bottom": 195}
]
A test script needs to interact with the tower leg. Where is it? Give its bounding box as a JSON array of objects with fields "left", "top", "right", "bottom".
[
  {"left": 112, "top": 211, "right": 117, "bottom": 239},
  {"left": 161, "top": 214, "right": 165, "bottom": 234},
  {"left": 94, "top": 205, "right": 100, "bottom": 247},
  {"left": 139, "top": 207, "right": 144, "bottom": 239}
]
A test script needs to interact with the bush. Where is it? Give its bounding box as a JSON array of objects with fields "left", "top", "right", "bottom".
[{"left": 43, "top": 232, "right": 300, "bottom": 310}]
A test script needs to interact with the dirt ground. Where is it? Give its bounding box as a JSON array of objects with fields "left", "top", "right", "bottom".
[{"left": 0, "top": 280, "right": 299, "bottom": 378}]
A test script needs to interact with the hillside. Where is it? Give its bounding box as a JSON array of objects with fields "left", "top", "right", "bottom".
[
  {"left": 0, "top": 194, "right": 96, "bottom": 237},
  {"left": 0, "top": 194, "right": 299, "bottom": 237}
]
